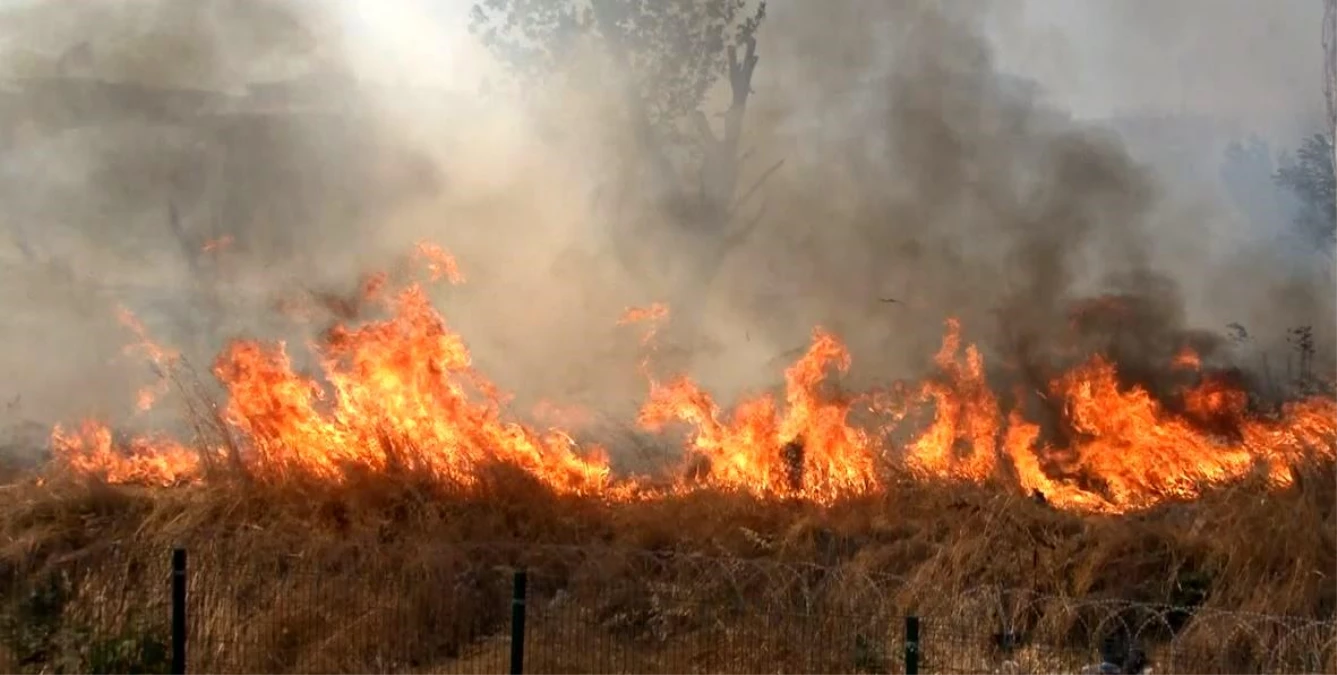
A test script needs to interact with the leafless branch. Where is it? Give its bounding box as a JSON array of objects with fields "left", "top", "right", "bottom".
[
  {"left": 692, "top": 110, "right": 717, "bottom": 148},
  {"left": 722, "top": 197, "right": 768, "bottom": 254},
  {"left": 730, "top": 158, "right": 785, "bottom": 216}
]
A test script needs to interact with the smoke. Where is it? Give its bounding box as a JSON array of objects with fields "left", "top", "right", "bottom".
[
  {"left": 705, "top": 6, "right": 1165, "bottom": 376},
  {"left": 712, "top": 2, "right": 1333, "bottom": 394},
  {"left": 0, "top": 0, "right": 1329, "bottom": 444},
  {"left": 0, "top": 0, "right": 655, "bottom": 431},
  {"left": 0, "top": 0, "right": 355, "bottom": 430},
  {"left": 984, "top": 0, "right": 1327, "bottom": 136}
]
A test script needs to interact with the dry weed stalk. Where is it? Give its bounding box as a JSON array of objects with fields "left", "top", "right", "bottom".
[{"left": 0, "top": 453, "right": 1332, "bottom": 672}]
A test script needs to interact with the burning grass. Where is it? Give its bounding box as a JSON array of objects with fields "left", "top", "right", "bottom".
[
  {"left": 0, "top": 242, "right": 1334, "bottom": 671},
  {"left": 38, "top": 243, "right": 1337, "bottom": 511}
]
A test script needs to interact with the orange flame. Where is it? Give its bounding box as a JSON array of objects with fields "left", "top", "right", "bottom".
[
  {"left": 206, "top": 281, "right": 613, "bottom": 493},
  {"left": 413, "top": 241, "right": 465, "bottom": 284},
  {"left": 202, "top": 235, "right": 234, "bottom": 254},
  {"left": 51, "top": 421, "right": 200, "bottom": 487},
  {"left": 619, "top": 303, "right": 670, "bottom": 346},
  {"left": 1172, "top": 345, "right": 1202, "bottom": 370},
  {"left": 638, "top": 328, "right": 879, "bottom": 502},
  {"left": 901, "top": 318, "right": 1002, "bottom": 482},
  {"left": 46, "top": 244, "right": 1336, "bottom": 514},
  {"left": 115, "top": 307, "right": 177, "bottom": 412}
]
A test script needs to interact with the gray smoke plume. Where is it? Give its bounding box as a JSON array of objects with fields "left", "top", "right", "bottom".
[
  {"left": 0, "top": 0, "right": 1329, "bottom": 449},
  {"left": 716, "top": 5, "right": 1185, "bottom": 379}
]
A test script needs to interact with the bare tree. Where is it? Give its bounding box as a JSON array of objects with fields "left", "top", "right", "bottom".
[{"left": 470, "top": 0, "right": 774, "bottom": 330}]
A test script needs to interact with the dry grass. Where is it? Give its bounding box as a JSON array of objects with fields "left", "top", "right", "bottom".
[{"left": 0, "top": 453, "right": 1332, "bottom": 673}]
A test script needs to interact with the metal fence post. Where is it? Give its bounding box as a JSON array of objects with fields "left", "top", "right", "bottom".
[
  {"left": 904, "top": 615, "right": 919, "bottom": 675},
  {"left": 509, "top": 569, "right": 527, "bottom": 675},
  {"left": 171, "top": 548, "right": 187, "bottom": 675}
]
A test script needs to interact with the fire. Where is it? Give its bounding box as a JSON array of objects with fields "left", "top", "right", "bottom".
[
  {"left": 618, "top": 303, "right": 670, "bottom": 346},
  {"left": 413, "top": 241, "right": 465, "bottom": 284},
  {"left": 202, "top": 235, "right": 234, "bottom": 254},
  {"left": 43, "top": 244, "right": 1337, "bottom": 514},
  {"left": 115, "top": 306, "right": 177, "bottom": 412},
  {"left": 206, "top": 277, "right": 614, "bottom": 493},
  {"left": 901, "top": 318, "right": 1002, "bottom": 482},
  {"left": 531, "top": 400, "right": 595, "bottom": 430},
  {"left": 51, "top": 421, "right": 200, "bottom": 487},
  {"left": 1172, "top": 345, "right": 1202, "bottom": 370},
  {"left": 1012, "top": 356, "right": 1283, "bottom": 512},
  {"left": 56, "top": 247, "right": 613, "bottom": 495},
  {"left": 638, "top": 328, "right": 879, "bottom": 502},
  {"left": 888, "top": 321, "right": 1335, "bottom": 513}
]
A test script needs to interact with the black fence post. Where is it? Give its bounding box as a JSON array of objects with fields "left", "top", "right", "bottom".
[
  {"left": 509, "top": 569, "right": 527, "bottom": 675},
  {"left": 171, "top": 548, "right": 187, "bottom": 675},
  {"left": 904, "top": 615, "right": 920, "bottom": 675}
]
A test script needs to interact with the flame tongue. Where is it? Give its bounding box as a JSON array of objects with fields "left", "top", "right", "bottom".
[
  {"left": 638, "top": 328, "right": 879, "bottom": 503},
  {"left": 210, "top": 280, "right": 614, "bottom": 493},
  {"left": 46, "top": 244, "right": 1335, "bottom": 514},
  {"left": 901, "top": 318, "right": 1002, "bottom": 482},
  {"left": 57, "top": 247, "right": 613, "bottom": 494}
]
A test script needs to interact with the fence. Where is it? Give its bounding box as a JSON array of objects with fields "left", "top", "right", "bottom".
[{"left": 1, "top": 544, "right": 1334, "bottom": 674}]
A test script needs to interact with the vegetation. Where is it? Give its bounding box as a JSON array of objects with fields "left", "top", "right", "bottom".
[
  {"left": 1274, "top": 133, "right": 1337, "bottom": 252},
  {"left": 0, "top": 449, "right": 1333, "bottom": 672},
  {"left": 0, "top": 2, "right": 1332, "bottom": 673},
  {"left": 470, "top": 0, "right": 775, "bottom": 326}
]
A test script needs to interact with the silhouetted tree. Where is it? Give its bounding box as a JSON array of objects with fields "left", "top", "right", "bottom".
[
  {"left": 1274, "top": 133, "right": 1336, "bottom": 252},
  {"left": 470, "top": 0, "right": 773, "bottom": 326}
]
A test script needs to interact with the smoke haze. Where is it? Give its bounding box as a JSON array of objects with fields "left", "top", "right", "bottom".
[
  {"left": 0, "top": 0, "right": 1330, "bottom": 443},
  {"left": 987, "top": 0, "right": 1326, "bottom": 136}
]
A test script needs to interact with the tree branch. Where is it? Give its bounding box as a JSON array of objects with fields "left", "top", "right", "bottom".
[
  {"left": 692, "top": 110, "right": 718, "bottom": 148},
  {"left": 728, "top": 35, "right": 760, "bottom": 110},
  {"left": 166, "top": 200, "right": 200, "bottom": 273},
  {"left": 589, "top": 0, "right": 682, "bottom": 199},
  {"left": 691, "top": 33, "right": 761, "bottom": 227},
  {"left": 722, "top": 35, "right": 758, "bottom": 154},
  {"left": 722, "top": 197, "right": 768, "bottom": 254},
  {"left": 730, "top": 158, "right": 784, "bottom": 216}
]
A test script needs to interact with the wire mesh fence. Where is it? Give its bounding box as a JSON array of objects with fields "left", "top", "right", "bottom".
[{"left": 0, "top": 544, "right": 1333, "bottom": 674}]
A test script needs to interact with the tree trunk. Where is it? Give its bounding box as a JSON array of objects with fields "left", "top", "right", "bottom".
[{"left": 588, "top": 10, "right": 770, "bottom": 340}]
